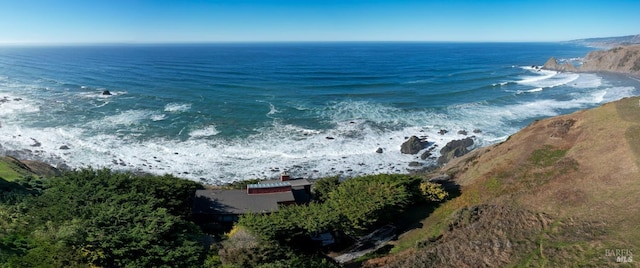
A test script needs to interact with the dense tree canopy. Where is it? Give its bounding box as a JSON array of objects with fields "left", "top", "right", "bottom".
[
  {"left": 0, "top": 168, "right": 206, "bottom": 267},
  {"left": 231, "top": 174, "right": 447, "bottom": 267},
  {"left": 1, "top": 169, "right": 450, "bottom": 268}
]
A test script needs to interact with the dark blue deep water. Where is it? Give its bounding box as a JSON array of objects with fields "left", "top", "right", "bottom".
[{"left": 0, "top": 43, "right": 638, "bottom": 183}]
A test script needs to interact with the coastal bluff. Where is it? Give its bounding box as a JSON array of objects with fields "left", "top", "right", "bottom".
[
  {"left": 544, "top": 44, "right": 640, "bottom": 76},
  {"left": 367, "top": 95, "right": 640, "bottom": 267}
]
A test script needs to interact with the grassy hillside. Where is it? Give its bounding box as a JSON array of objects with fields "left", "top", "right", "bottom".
[
  {"left": 0, "top": 156, "right": 37, "bottom": 182},
  {"left": 366, "top": 96, "right": 640, "bottom": 267}
]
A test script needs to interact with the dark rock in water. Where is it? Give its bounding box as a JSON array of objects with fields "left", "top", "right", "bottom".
[
  {"left": 473, "top": 129, "right": 482, "bottom": 133},
  {"left": 420, "top": 150, "right": 432, "bottom": 160},
  {"left": 376, "top": 147, "right": 384, "bottom": 153},
  {"left": 408, "top": 161, "right": 423, "bottom": 167},
  {"left": 437, "top": 137, "right": 474, "bottom": 166},
  {"left": 438, "top": 129, "right": 448, "bottom": 135},
  {"left": 30, "top": 138, "right": 41, "bottom": 147},
  {"left": 401, "top": 136, "right": 429, "bottom": 154},
  {"left": 325, "top": 136, "right": 335, "bottom": 140},
  {"left": 59, "top": 145, "right": 70, "bottom": 150},
  {"left": 457, "top": 130, "right": 468, "bottom": 136},
  {"left": 102, "top": 90, "right": 112, "bottom": 96}
]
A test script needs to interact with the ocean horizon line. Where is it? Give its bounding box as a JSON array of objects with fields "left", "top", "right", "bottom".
[{"left": 0, "top": 40, "right": 568, "bottom": 47}]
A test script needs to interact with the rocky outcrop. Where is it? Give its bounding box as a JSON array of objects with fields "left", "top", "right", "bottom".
[
  {"left": 543, "top": 57, "right": 577, "bottom": 72},
  {"left": 400, "top": 136, "right": 428, "bottom": 154},
  {"left": 437, "top": 137, "right": 474, "bottom": 165},
  {"left": 1, "top": 156, "right": 60, "bottom": 178},
  {"left": 580, "top": 45, "right": 640, "bottom": 76},
  {"left": 21, "top": 160, "right": 61, "bottom": 177},
  {"left": 547, "top": 119, "right": 576, "bottom": 138},
  {"left": 544, "top": 45, "right": 640, "bottom": 76}
]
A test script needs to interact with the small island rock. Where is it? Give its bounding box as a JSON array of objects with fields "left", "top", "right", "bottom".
[{"left": 401, "top": 136, "right": 429, "bottom": 154}]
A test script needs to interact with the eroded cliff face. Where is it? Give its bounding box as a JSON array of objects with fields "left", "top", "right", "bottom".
[{"left": 580, "top": 45, "right": 640, "bottom": 76}]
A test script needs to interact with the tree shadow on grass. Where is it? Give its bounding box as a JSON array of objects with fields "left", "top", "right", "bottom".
[{"left": 394, "top": 182, "right": 461, "bottom": 233}]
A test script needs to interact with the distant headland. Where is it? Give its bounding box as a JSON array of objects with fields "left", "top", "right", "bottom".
[
  {"left": 567, "top": 34, "right": 640, "bottom": 48},
  {"left": 544, "top": 34, "right": 640, "bottom": 77}
]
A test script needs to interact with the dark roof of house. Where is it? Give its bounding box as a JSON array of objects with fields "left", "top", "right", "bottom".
[{"left": 193, "top": 189, "right": 295, "bottom": 215}]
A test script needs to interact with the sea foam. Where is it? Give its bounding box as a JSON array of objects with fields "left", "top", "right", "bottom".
[
  {"left": 0, "top": 43, "right": 637, "bottom": 184},
  {"left": 164, "top": 103, "right": 192, "bottom": 113}
]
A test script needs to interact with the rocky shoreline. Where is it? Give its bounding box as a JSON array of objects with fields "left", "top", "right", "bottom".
[
  {"left": 2, "top": 130, "right": 479, "bottom": 182},
  {"left": 1, "top": 88, "right": 480, "bottom": 181},
  {"left": 399, "top": 134, "right": 477, "bottom": 170}
]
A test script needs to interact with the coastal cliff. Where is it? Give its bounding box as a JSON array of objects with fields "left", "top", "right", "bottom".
[
  {"left": 581, "top": 45, "right": 640, "bottom": 76},
  {"left": 544, "top": 44, "right": 640, "bottom": 77},
  {"left": 367, "top": 96, "right": 640, "bottom": 267}
]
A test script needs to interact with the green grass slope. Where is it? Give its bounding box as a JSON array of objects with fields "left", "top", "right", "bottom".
[{"left": 0, "top": 156, "right": 37, "bottom": 181}]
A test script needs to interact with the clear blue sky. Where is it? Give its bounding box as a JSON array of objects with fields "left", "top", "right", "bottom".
[{"left": 1, "top": 0, "right": 638, "bottom": 44}]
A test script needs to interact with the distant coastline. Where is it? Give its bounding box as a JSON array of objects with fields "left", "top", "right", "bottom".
[{"left": 567, "top": 34, "right": 640, "bottom": 48}]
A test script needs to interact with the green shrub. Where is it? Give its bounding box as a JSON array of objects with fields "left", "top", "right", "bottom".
[{"left": 419, "top": 181, "right": 449, "bottom": 202}]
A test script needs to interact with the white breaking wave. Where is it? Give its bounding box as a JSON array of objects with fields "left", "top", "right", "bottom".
[
  {"left": 517, "top": 68, "right": 557, "bottom": 84},
  {"left": 0, "top": 74, "right": 637, "bottom": 185},
  {"left": 569, "top": 73, "right": 603, "bottom": 88},
  {"left": 164, "top": 102, "right": 192, "bottom": 113},
  {"left": 85, "top": 109, "right": 161, "bottom": 130},
  {"left": 267, "top": 103, "right": 279, "bottom": 116},
  {"left": 0, "top": 94, "right": 40, "bottom": 116},
  {"left": 0, "top": 87, "right": 635, "bottom": 185},
  {"left": 151, "top": 114, "right": 166, "bottom": 121},
  {"left": 78, "top": 89, "right": 127, "bottom": 99},
  {"left": 189, "top": 125, "right": 220, "bottom": 138},
  {"left": 517, "top": 67, "right": 580, "bottom": 92}
]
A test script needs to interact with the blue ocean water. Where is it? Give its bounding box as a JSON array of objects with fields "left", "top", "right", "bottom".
[{"left": 0, "top": 43, "right": 637, "bottom": 183}]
